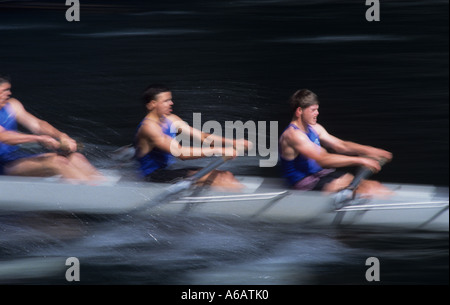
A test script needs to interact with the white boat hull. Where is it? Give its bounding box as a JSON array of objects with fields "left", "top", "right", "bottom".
[{"left": 0, "top": 174, "right": 448, "bottom": 232}]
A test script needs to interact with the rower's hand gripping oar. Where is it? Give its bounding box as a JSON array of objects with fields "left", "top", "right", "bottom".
[
  {"left": 57, "top": 141, "right": 84, "bottom": 156},
  {"left": 139, "top": 156, "right": 233, "bottom": 211},
  {"left": 334, "top": 157, "right": 389, "bottom": 208},
  {"left": 19, "top": 140, "right": 85, "bottom": 156}
]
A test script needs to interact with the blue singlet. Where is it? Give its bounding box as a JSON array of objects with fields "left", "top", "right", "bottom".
[
  {"left": 0, "top": 104, "right": 22, "bottom": 173},
  {"left": 0, "top": 103, "right": 43, "bottom": 175},
  {"left": 135, "top": 117, "right": 177, "bottom": 177},
  {"left": 279, "top": 124, "right": 323, "bottom": 186}
]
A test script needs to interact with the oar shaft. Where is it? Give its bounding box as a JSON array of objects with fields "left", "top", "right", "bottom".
[
  {"left": 347, "top": 168, "right": 372, "bottom": 190},
  {"left": 334, "top": 158, "right": 389, "bottom": 207},
  {"left": 187, "top": 156, "right": 230, "bottom": 182},
  {"left": 141, "top": 156, "right": 232, "bottom": 211},
  {"left": 347, "top": 157, "right": 388, "bottom": 190}
]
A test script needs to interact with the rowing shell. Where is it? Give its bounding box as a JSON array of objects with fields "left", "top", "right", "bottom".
[{"left": 0, "top": 173, "right": 448, "bottom": 232}]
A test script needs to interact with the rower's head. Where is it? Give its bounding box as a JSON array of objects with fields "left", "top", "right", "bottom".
[
  {"left": 142, "top": 84, "right": 173, "bottom": 115},
  {"left": 0, "top": 75, "right": 10, "bottom": 85},
  {"left": 0, "top": 75, "right": 12, "bottom": 107},
  {"left": 289, "top": 89, "right": 319, "bottom": 124},
  {"left": 289, "top": 89, "right": 319, "bottom": 114}
]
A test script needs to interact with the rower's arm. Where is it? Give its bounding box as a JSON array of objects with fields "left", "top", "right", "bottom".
[
  {"left": 0, "top": 125, "right": 61, "bottom": 149},
  {"left": 314, "top": 124, "right": 392, "bottom": 161},
  {"left": 0, "top": 125, "right": 40, "bottom": 145},
  {"left": 176, "top": 119, "right": 238, "bottom": 150},
  {"left": 8, "top": 99, "right": 76, "bottom": 150},
  {"left": 169, "top": 114, "right": 249, "bottom": 153},
  {"left": 138, "top": 120, "right": 234, "bottom": 160},
  {"left": 12, "top": 100, "right": 62, "bottom": 138},
  {"left": 285, "top": 128, "right": 381, "bottom": 172}
]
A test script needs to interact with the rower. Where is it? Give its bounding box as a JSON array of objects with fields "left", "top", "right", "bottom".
[
  {"left": 133, "top": 84, "right": 251, "bottom": 190},
  {"left": 278, "top": 89, "right": 393, "bottom": 196},
  {"left": 0, "top": 76, "right": 104, "bottom": 182}
]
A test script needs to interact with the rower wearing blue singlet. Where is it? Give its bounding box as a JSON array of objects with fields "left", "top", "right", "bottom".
[
  {"left": 134, "top": 84, "right": 251, "bottom": 189},
  {"left": 135, "top": 116, "right": 180, "bottom": 181},
  {"left": 0, "top": 75, "right": 103, "bottom": 181},
  {"left": 278, "top": 89, "right": 393, "bottom": 195},
  {"left": 279, "top": 123, "right": 334, "bottom": 189}
]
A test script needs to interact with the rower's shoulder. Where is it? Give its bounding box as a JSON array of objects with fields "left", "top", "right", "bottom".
[
  {"left": 166, "top": 114, "right": 184, "bottom": 123},
  {"left": 138, "top": 118, "right": 162, "bottom": 137},
  {"left": 4, "top": 98, "right": 26, "bottom": 114},
  {"left": 310, "top": 123, "right": 326, "bottom": 135},
  {"left": 281, "top": 125, "right": 306, "bottom": 142},
  {"left": 5, "top": 98, "right": 23, "bottom": 108},
  {"left": 167, "top": 114, "right": 189, "bottom": 129}
]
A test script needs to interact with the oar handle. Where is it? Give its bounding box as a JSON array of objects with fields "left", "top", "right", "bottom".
[
  {"left": 57, "top": 141, "right": 84, "bottom": 156},
  {"left": 140, "top": 156, "right": 233, "bottom": 211},
  {"left": 347, "top": 157, "right": 389, "bottom": 190},
  {"left": 334, "top": 157, "right": 390, "bottom": 208}
]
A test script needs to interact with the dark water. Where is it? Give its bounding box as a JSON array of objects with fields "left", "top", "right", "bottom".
[{"left": 0, "top": 0, "right": 448, "bottom": 288}]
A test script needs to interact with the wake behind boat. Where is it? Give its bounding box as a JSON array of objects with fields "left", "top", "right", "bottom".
[{"left": 0, "top": 169, "right": 448, "bottom": 232}]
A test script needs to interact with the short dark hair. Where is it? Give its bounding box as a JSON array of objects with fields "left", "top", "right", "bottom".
[
  {"left": 142, "top": 84, "right": 170, "bottom": 105},
  {"left": 288, "top": 89, "right": 319, "bottom": 115},
  {"left": 0, "top": 75, "right": 11, "bottom": 85}
]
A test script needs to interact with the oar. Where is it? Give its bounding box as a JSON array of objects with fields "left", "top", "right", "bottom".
[
  {"left": 138, "top": 156, "right": 233, "bottom": 211},
  {"left": 19, "top": 140, "right": 85, "bottom": 156},
  {"left": 57, "top": 141, "right": 84, "bottom": 156},
  {"left": 334, "top": 157, "right": 389, "bottom": 208}
]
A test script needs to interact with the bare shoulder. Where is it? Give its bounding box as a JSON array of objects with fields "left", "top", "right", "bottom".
[
  {"left": 139, "top": 119, "right": 162, "bottom": 138},
  {"left": 6, "top": 98, "right": 25, "bottom": 112},
  {"left": 167, "top": 113, "right": 183, "bottom": 122},
  {"left": 280, "top": 125, "right": 319, "bottom": 159},
  {"left": 169, "top": 113, "right": 186, "bottom": 123},
  {"left": 311, "top": 123, "right": 343, "bottom": 148},
  {"left": 310, "top": 123, "right": 327, "bottom": 135},
  {"left": 6, "top": 98, "right": 30, "bottom": 119},
  {"left": 281, "top": 125, "right": 307, "bottom": 144},
  {"left": 167, "top": 114, "right": 189, "bottom": 130}
]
